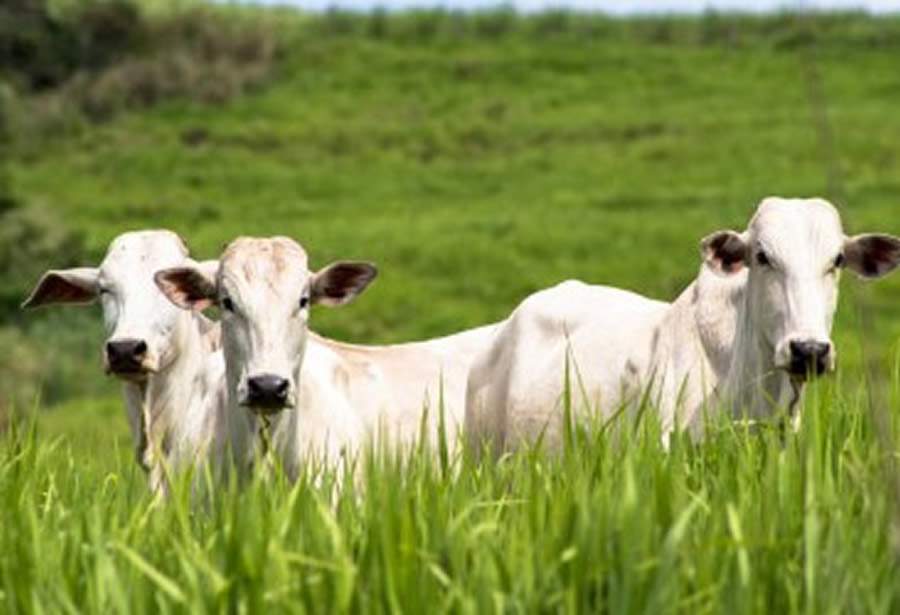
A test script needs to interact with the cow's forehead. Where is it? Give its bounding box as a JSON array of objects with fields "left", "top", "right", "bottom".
[
  {"left": 749, "top": 197, "right": 844, "bottom": 251},
  {"left": 101, "top": 230, "right": 189, "bottom": 276},
  {"left": 219, "top": 237, "right": 310, "bottom": 288}
]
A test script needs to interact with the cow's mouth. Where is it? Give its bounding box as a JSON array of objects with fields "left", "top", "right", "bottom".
[
  {"left": 104, "top": 339, "right": 158, "bottom": 381},
  {"left": 787, "top": 368, "right": 824, "bottom": 383},
  {"left": 105, "top": 360, "right": 157, "bottom": 381},
  {"left": 240, "top": 400, "right": 289, "bottom": 417},
  {"left": 241, "top": 374, "right": 292, "bottom": 415},
  {"left": 786, "top": 356, "right": 830, "bottom": 382}
]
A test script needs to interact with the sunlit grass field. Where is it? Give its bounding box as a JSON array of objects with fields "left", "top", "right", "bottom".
[
  {"left": 5, "top": 371, "right": 900, "bottom": 613},
  {"left": 3, "top": 8, "right": 900, "bottom": 613}
]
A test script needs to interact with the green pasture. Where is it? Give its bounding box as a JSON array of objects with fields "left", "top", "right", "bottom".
[
  {"left": 1, "top": 8, "right": 900, "bottom": 613},
  {"left": 7, "top": 9, "right": 900, "bottom": 405},
  {"left": 5, "top": 372, "right": 900, "bottom": 613}
]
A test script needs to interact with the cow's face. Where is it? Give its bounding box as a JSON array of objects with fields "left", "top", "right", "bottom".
[
  {"left": 702, "top": 197, "right": 900, "bottom": 380},
  {"left": 23, "top": 231, "right": 201, "bottom": 382},
  {"left": 156, "top": 237, "right": 376, "bottom": 415}
]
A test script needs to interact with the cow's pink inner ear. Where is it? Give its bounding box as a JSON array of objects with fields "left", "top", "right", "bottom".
[
  {"left": 154, "top": 268, "right": 216, "bottom": 311},
  {"left": 312, "top": 262, "right": 378, "bottom": 306},
  {"left": 845, "top": 234, "right": 900, "bottom": 279},
  {"left": 22, "top": 270, "right": 98, "bottom": 309}
]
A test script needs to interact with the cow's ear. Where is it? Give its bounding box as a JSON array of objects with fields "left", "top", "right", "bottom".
[
  {"left": 154, "top": 265, "right": 217, "bottom": 311},
  {"left": 21, "top": 268, "right": 99, "bottom": 309},
  {"left": 701, "top": 230, "right": 748, "bottom": 275},
  {"left": 311, "top": 261, "right": 377, "bottom": 307},
  {"left": 844, "top": 234, "right": 900, "bottom": 279}
]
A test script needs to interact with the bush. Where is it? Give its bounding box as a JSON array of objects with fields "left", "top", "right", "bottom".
[
  {"left": 0, "top": 82, "right": 15, "bottom": 215},
  {"left": 0, "top": 0, "right": 145, "bottom": 92},
  {"left": 66, "top": 8, "right": 278, "bottom": 122},
  {"left": 0, "top": 204, "right": 86, "bottom": 314},
  {"left": 0, "top": 197, "right": 102, "bottom": 406},
  {"left": 0, "top": 327, "right": 42, "bottom": 418},
  {"left": 3, "top": 1, "right": 281, "bottom": 130}
]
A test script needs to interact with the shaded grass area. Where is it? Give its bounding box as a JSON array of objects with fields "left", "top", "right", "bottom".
[{"left": 2, "top": 370, "right": 900, "bottom": 613}]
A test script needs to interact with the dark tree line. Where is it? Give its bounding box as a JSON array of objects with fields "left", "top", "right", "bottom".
[{"left": 0, "top": 0, "right": 145, "bottom": 92}]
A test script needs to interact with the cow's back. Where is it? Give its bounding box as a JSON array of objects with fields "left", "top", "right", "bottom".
[
  {"left": 465, "top": 280, "right": 668, "bottom": 455},
  {"left": 308, "top": 323, "right": 502, "bottom": 453}
]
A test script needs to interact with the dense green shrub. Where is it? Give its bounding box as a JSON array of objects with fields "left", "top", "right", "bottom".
[
  {"left": 0, "top": 80, "right": 14, "bottom": 214},
  {"left": 0, "top": 205, "right": 86, "bottom": 315},
  {"left": 3, "top": 0, "right": 280, "bottom": 130},
  {"left": 0, "top": 82, "right": 89, "bottom": 407},
  {"left": 0, "top": 328, "right": 42, "bottom": 419},
  {"left": 0, "top": 0, "right": 145, "bottom": 92},
  {"left": 0, "top": 198, "right": 91, "bottom": 408}
]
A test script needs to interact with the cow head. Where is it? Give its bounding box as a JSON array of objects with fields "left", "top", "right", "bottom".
[
  {"left": 155, "top": 236, "right": 376, "bottom": 415},
  {"left": 702, "top": 197, "right": 900, "bottom": 381},
  {"left": 22, "top": 230, "right": 212, "bottom": 382}
]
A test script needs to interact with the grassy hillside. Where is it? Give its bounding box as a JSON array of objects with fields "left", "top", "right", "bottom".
[
  {"left": 2, "top": 9, "right": 900, "bottom": 612},
  {"left": 7, "top": 9, "right": 900, "bottom": 409}
]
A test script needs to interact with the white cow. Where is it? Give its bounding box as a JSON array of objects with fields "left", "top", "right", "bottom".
[
  {"left": 22, "top": 230, "right": 254, "bottom": 492},
  {"left": 155, "top": 236, "right": 498, "bottom": 480},
  {"left": 466, "top": 197, "right": 900, "bottom": 454}
]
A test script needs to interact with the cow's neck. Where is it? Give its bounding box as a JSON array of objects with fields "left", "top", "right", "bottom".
[
  {"left": 722, "top": 282, "right": 797, "bottom": 420},
  {"left": 260, "top": 332, "right": 368, "bottom": 482},
  {"left": 651, "top": 268, "right": 739, "bottom": 432},
  {"left": 686, "top": 266, "right": 746, "bottom": 385},
  {"left": 685, "top": 266, "right": 796, "bottom": 421},
  {"left": 126, "top": 311, "right": 214, "bottom": 488}
]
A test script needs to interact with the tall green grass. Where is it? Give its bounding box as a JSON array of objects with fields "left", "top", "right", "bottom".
[{"left": 2, "top": 365, "right": 899, "bottom": 613}]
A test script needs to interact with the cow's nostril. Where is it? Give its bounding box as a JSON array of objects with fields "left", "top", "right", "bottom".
[
  {"left": 789, "top": 340, "right": 831, "bottom": 377},
  {"left": 246, "top": 374, "right": 290, "bottom": 410},
  {"left": 106, "top": 338, "right": 148, "bottom": 374}
]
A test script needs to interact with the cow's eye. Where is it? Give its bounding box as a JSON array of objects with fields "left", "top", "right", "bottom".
[
  {"left": 221, "top": 297, "right": 235, "bottom": 313},
  {"left": 755, "top": 251, "right": 771, "bottom": 267},
  {"left": 98, "top": 287, "right": 111, "bottom": 296},
  {"left": 833, "top": 253, "right": 846, "bottom": 270},
  {"left": 299, "top": 295, "right": 309, "bottom": 310}
]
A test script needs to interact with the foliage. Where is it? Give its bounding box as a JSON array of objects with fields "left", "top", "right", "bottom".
[
  {"left": 0, "top": 0, "right": 145, "bottom": 92},
  {"left": 0, "top": 204, "right": 86, "bottom": 314},
  {"left": 2, "top": 0, "right": 281, "bottom": 131},
  {"left": 2, "top": 373, "right": 900, "bottom": 613},
  {"left": 0, "top": 328, "right": 42, "bottom": 419},
  {"left": 0, "top": 37, "right": 56, "bottom": 420},
  {"left": 55, "top": 6, "right": 280, "bottom": 123}
]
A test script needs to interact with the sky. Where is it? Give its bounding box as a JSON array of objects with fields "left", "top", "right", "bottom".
[{"left": 245, "top": 0, "right": 900, "bottom": 13}]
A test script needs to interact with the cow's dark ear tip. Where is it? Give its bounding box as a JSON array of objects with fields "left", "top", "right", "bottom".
[
  {"left": 312, "top": 260, "right": 378, "bottom": 307},
  {"left": 19, "top": 269, "right": 100, "bottom": 310},
  {"left": 701, "top": 230, "right": 747, "bottom": 275},
  {"left": 359, "top": 262, "right": 378, "bottom": 281},
  {"left": 845, "top": 233, "right": 900, "bottom": 279},
  {"left": 154, "top": 267, "right": 179, "bottom": 287}
]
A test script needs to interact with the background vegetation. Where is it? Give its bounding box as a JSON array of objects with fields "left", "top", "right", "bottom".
[{"left": 0, "top": 3, "right": 899, "bottom": 612}]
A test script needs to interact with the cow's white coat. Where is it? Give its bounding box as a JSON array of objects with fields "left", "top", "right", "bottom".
[
  {"left": 156, "top": 236, "right": 498, "bottom": 480},
  {"left": 465, "top": 198, "right": 900, "bottom": 453},
  {"left": 23, "top": 231, "right": 253, "bottom": 492}
]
